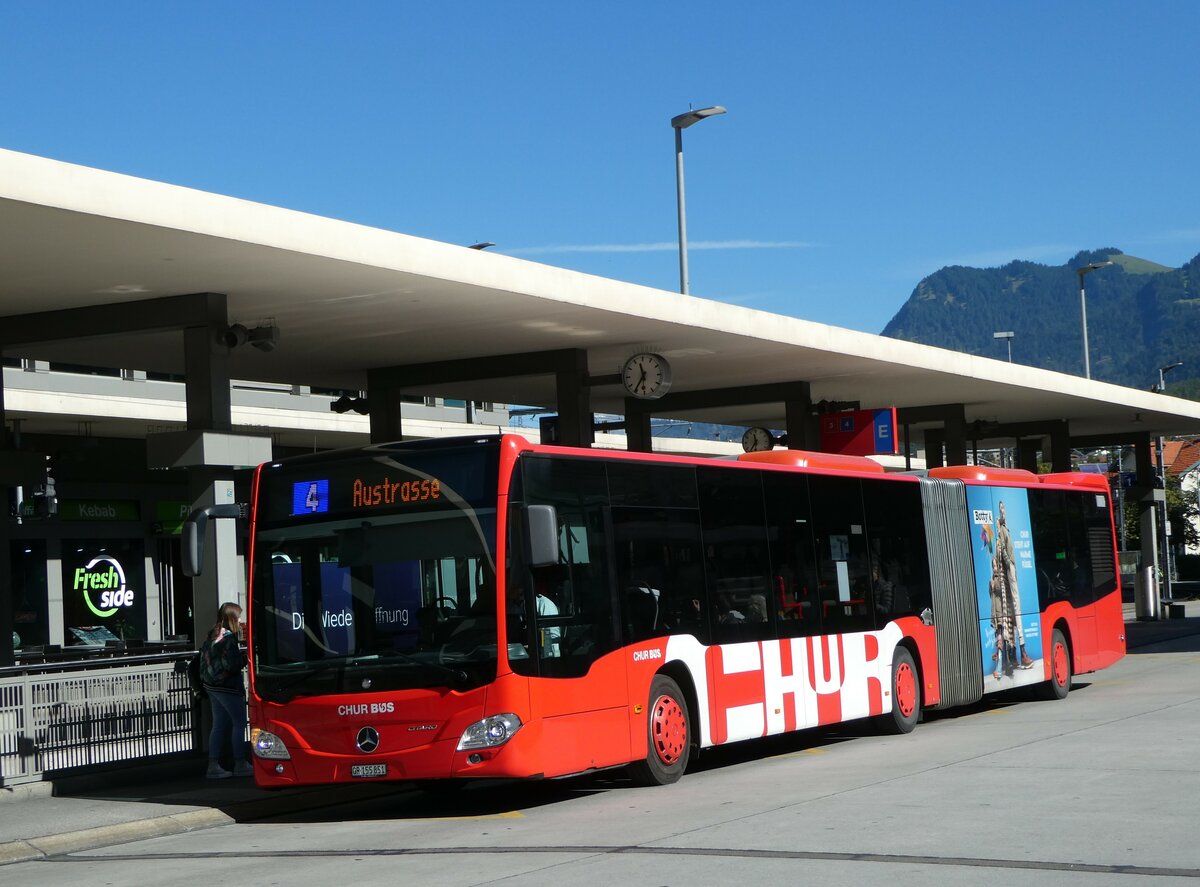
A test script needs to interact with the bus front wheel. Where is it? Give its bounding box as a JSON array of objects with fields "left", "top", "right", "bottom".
[
  {"left": 630, "top": 674, "right": 690, "bottom": 786},
  {"left": 1037, "top": 628, "right": 1071, "bottom": 700},
  {"left": 878, "top": 646, "right": 921, "bottom": 735}
]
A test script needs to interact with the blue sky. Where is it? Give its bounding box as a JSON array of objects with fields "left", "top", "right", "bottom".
[{"left": 2, "top": 2, "right": 1198, "bottom": 333}]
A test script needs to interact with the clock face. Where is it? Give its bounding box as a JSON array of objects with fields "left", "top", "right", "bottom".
[
  {"left": 741, "top": 427, "right": 775, "bottom": 452},
  {"left": 622, "top": 352, "right": 672, "bottom": 399}
]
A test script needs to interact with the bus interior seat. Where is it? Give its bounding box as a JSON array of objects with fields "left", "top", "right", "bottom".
[{"left": 625, "top": 585, "right": 660, "bottom": 637}]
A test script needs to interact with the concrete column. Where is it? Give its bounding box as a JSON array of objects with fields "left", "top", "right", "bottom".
[
  {"left": 624, "top": 400, "right": 653, "bottom": 453},
  {"left": 187, "top": 475, "right": 241, "bottom": 646},
  {"left": 1017, "top": 438, "right": 1041, "bottom": 472},
  {"left": 555, "top": 350, "right": 592, "bottom": 448},
  {"left": 184, "top": 324, "right": 232, "bottom": 432},
  {"left": 0, "top": 363, "right": 12, "bottom": 665},
  {"left": 784, "top": 385, "right": 816, "bottom": 450},
  {"left": 924, "top": 430, "right": 945, "bottom": 469},
  {"left": 944, "top": 405, "right": 968, "bottom": 466},
  {"left": 183, "top": 308, "right": 238, "bottom": 647},
  {"left": 1048, "top": 421, "right": 1071, "bottom": 473},
  {"left": 46, "top": 539, "right": 64, "bottom": 648},
  {"left": 0, "top": 508, "right": 10, "bottom": 667},
  {"left": 367, "top": 370, "right": 404, "bottom": 443},
  {"left": 1134, "top": 436, "right": 1161, "bottom": 606}
]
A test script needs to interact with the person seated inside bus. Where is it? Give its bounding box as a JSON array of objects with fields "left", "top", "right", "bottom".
[
  {"left": 716, "top": 591, "right": 746, "bottom": 624},
  {"left": 534, "top": 585, "right": 561, "bottom": 657},
  {"left": 872, "top": 561, "right": 895, "bottom": 615},
  {"left": 625, "top": 582, "right": 661, "bottom": 640},
  {"left": 745, "top": 593, "right": 768, "bottom": 623},
  {"left": 666, "top": 595, "right": 705, "bottom": 636}
]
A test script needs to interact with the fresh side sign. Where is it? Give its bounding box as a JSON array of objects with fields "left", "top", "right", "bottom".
[{"left": 74, "top": 555, "right": 135, "bottom": 617}]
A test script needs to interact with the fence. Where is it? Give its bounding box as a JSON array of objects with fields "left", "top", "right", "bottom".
[{"left": 0, "top": 652, "right": 198, "bottom": 786}]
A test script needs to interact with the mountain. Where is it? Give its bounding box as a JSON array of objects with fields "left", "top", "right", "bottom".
[{"left": 881, "top": 249, "right": 1200, "bottom": 394}]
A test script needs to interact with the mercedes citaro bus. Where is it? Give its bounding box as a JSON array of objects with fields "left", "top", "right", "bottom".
[{"left": 184, "top": 434, "right": 1124, "bottom": 787}]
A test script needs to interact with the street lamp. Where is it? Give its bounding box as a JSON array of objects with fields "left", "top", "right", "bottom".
[
  {"left": 993, "top": 330, "right": 1014, "bottom": 362},
  {"left": 1156, "top": 361, "right": 1183, "bottom": 601},
  {"left": 671, "top": 105, "right": 726, "bottom": 295},
  {"left": 1076, "top": 261, "right": 1113, "bottom": 379}
]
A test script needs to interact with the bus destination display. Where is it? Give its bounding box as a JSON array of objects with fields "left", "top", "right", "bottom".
[{"left": 288, "top": 475, "right": 441, "bottom": 518}]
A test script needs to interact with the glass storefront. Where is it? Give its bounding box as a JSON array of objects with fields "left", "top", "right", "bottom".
[
  {"left": 10, "top": 539, "right": 48, "bottom": 649},
  {"left": 62, "top": 538, "right": 147, "bottom": 647}
]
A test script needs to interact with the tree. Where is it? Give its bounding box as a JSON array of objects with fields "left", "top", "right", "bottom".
[{"left": 1120, "top": 474, "right": 1200, "bottom": 552}]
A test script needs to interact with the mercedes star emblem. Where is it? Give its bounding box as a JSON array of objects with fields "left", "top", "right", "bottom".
[{"left": 356, "top": 726, "right": 380, "bottom": 753}]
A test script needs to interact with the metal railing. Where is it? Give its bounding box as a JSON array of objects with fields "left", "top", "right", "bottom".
[{"left": 0, "top": 652, "right": 198, "bottom": 786}]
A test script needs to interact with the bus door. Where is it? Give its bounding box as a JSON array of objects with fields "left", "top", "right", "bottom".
[
  {"left": 511, "top": 457, "right": 629, "bottom": 772},
  {"left": 1032, "top": 489, "right": 1116, "bottom": 673}
]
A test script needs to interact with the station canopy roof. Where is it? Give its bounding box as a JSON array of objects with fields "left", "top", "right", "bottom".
[{"left": 2, "top": 147, "right": 1199, "bottom": 441}]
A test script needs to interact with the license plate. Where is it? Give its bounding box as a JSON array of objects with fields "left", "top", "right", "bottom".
[{"left": 351, "top": 763, "right": 388, "bottom": 778}]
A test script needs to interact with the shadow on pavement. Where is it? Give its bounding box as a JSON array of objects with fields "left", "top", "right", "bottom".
[{"left": 1126, "top": 616, "right": 1200, "bottom": 653}]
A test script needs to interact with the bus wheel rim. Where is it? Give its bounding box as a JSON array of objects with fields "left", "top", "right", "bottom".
[
  {"left": 1053, "top": 642, "right": 1068, "bottom": 686},
  {"left": 651, "top": 694, "right": 686, "bottom": 765},
  {"left": 895, "top": 661, "right": 917, "bottom": 717}
]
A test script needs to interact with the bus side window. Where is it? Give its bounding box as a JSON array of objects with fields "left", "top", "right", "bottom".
[
  {"left": 612, "top": 507, "right": 708, "bottom": 646},
  {"left": 861, "top": 478, "right": 930, "bottom": 624},
  {"left": 1030, "top": 490, "right": 1072, "bottom": 608},
  {"left": 698, "top": 467, "right": 773, "bottom": 645},
  {"left": 763, "top": 475, "right": 822, "bottom": 639},
  {"left": 808, "top": 476, "right": 874, "bottom": 635}
]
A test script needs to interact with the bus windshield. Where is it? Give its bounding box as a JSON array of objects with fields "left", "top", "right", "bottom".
[{"left": 249, "top": 441, "right": 501, "bottom": 700}]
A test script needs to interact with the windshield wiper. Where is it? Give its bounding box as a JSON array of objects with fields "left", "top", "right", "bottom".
[
  {"left": 383, "top": 651, "right": 469, "bottom": 688},
  {"left": 257, "top": 652, "right": 468, "bottom": 702},
  {"left": 257, "top": 654, "right": 366, "bottom": 702}
]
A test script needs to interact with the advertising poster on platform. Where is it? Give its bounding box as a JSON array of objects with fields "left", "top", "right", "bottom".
[{"left": 965, "top": 487, "right": 1043, "bottom": 690}]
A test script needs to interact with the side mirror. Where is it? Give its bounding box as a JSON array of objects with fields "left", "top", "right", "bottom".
[
  {"left": 524, "top": 504, "right": 559, "bottom": 568},
  {"left": 182, "top": 503, "right": 247, "bottom": 577}
]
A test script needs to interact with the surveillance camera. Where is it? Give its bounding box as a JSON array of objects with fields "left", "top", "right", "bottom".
[
  {"left": 219, "top": 324, "right": 248, "bottom": 348},
  {"left": 221, "top": 323, "right": 279, "bottom": 352},
  {"left": 247, "top": 326, "right": 280, "bottom": 353}
]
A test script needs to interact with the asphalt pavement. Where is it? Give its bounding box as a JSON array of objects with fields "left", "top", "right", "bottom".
[{"left": 3, "top": 600, "right": 1198, "bottom": 868}]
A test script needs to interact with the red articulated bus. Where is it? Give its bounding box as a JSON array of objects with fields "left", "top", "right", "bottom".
[{"left": 216, "top": 434, "right": 1124, "bottom": 787}]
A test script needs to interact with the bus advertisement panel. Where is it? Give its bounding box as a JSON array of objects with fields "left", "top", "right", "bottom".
[{"left": 966, "top": 487, "right": 1043, "bottom": 689}]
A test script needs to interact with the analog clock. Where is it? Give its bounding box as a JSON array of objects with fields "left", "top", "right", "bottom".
[
  {"left": 741, "top": 426, "right": 775, "bottom": 453},
  {"left": 621, "top": 352, "right": 673, "bottom": 400}
]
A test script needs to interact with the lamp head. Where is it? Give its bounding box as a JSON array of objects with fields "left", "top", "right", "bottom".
[
  {"left": 671, "top": 106, "right": 727, "bottom": 130},
  {"left": 1077, "top": 260, "right": 1115, "bottom": 278}
]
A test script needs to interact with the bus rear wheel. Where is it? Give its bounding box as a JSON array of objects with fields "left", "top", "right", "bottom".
[
  {"left": 1036, "top": 628, "right": 1071, "bottom": 700},
  {"left": 629, "top": 674, "right": 690, "bottom": 786},
  {"left": 877, "top": 646, "right": 920, "bottom": 735}
]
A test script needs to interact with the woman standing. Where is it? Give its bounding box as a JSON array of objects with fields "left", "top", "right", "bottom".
[{"left": 201, "top": 601, "right": 253, "bottom": 779}]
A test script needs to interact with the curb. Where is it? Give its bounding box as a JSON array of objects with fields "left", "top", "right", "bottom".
[
  {"left": 0, "top": 781, "right": 54, "bottom": 805},
  {"left": 0, "top": 807, "right": 232, "bottom": 865},
  {"left": 0, "top": 779, "right": 411, "bottom": 866}
]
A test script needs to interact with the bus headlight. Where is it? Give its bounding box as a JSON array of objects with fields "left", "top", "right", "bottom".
[
  {"left": 251, "top": 728, "right": 292, "bottom": 760},
  {"left": 457, "top": 713, "right": 522, "bottom": 751}
]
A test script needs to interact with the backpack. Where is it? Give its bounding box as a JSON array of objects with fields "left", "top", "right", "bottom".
[
  {"left": 186, "top": 650, "right": 207, "bottom": 699},
  {"left": 198, "top": 636, "right": 231, "bottom": 686}
]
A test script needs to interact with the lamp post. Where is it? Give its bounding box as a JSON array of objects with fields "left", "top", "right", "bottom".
[
  {"left": 993, "top": 330, "right": 1014, "bottom": 362},
  {"left": 1156, "top": 361, "right": 1183, "bottom": 601},
  {"left": 1076, "top": 261, "right": 1113, "bottom": 379},
  {"left": 671, "top": 105, "right": 726, "bottom": 295}
]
